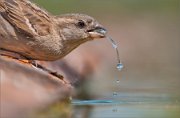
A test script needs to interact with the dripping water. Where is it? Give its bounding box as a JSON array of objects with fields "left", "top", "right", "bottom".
[
  {"left": 105, "top": 36, "right": 124, "bottom": 97},
  {"left": 106, "top": 36, "right": 124, "bottom": 71}
]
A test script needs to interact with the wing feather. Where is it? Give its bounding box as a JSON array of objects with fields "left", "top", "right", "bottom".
[{"left": 0, "top": 0, "right": 53, "bottom": 37}]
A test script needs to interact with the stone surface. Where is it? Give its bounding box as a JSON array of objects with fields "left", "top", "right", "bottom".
[{"left": 0, "top": 57, "right": 72, "bottom": 118}]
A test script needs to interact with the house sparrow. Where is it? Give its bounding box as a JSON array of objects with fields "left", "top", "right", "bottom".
[{"left": 0, "top": 0, "right": 106, "bottom": 61}]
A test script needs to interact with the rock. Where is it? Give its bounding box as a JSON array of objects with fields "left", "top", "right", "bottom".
[{"left": 0, "top": 56, "right": 72, "bottom": 118}]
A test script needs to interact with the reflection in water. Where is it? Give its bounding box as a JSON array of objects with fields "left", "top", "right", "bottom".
[
  {"left": 72, "top": 94, "right": 180, "bottom": 118},
  {"left": 72, "top": 100, "right": 113, "bottom": 105}
]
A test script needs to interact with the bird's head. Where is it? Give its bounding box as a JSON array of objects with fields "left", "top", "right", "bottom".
[{"left": 56, "top": 14, "right": 107, "bottom": 45}]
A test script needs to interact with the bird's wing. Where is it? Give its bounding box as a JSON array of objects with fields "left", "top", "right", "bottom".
[{"left": 0, "top": 0, "right": 53, "bottom": 37}]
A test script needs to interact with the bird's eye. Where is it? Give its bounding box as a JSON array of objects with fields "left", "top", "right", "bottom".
[{"left": 77, "top": 20, "right": 86, "bottom": 28}]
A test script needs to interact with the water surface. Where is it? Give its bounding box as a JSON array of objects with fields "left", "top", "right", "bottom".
[{"left": 72, "top": 93, "right": 180, "bottom": 118}]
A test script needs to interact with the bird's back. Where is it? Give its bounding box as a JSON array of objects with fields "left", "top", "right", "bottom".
[{"left": 0, "top": 0, "right": 61, "bottom": 60}]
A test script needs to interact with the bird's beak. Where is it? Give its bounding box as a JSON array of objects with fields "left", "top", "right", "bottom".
[{"left": 88, "top": 26, "right": 107, "bottom": 39}]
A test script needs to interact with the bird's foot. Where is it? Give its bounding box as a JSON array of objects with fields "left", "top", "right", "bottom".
[{"left": 31, "top": 61, "right": 69, "bottom": 84}]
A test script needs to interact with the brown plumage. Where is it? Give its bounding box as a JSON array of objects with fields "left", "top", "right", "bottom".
[{"left": 0, "top": 0, "right": 106, "bottom": 61}]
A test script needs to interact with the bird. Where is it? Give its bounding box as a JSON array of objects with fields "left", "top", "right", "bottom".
[{"left": 0, "top": 0, "right": 107, "bottom": 61}]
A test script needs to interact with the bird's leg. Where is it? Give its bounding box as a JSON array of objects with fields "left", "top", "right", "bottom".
[
  {"left": 30, "top": 60, "right": 38, "bottom": 67},
  {"left": 30, "top": 61, "right": 68, "bottom": 84}
]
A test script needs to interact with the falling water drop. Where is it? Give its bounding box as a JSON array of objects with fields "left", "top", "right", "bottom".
[
  {"left": 113, "top": 92, "right": 118, "bottom": 96},
  {"left": 116, "top": 63, "right": 124, "bottom": 71},
  {"left": 106, "top": 36, "right": 124, "bottom": 71},
  {"left": 106, "top": 36, "right": 124, "bottom": 98},
  {"left": 116, "top": 79, "right": 120, "bottom": 83}
]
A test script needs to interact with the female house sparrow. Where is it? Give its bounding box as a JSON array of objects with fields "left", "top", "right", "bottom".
[{"left": 0, "top": 0, "right": 106, "bottom": 61}]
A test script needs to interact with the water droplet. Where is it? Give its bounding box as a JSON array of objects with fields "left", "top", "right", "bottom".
[
  {"left": 106, "top": 37, "right": 118, "bottom": 49},
  {"left": 116, "top": 79, "right": 120, "bottom": 83},
  {"left": 106, "top": 36, "right": 124, "bottom": 71},
  {"left": 116, "top": 63, "right": 124, "bottom": 71},
  {"left": 113, "top": 92, "right": 118, "bottom": 96},
  {"left": 112, "top": 43, "right": 118, "bottom": 49}
]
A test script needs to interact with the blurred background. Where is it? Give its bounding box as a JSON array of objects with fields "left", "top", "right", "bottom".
[{"left": 32, "top": 0, "right": 180, "bottom": 117}]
